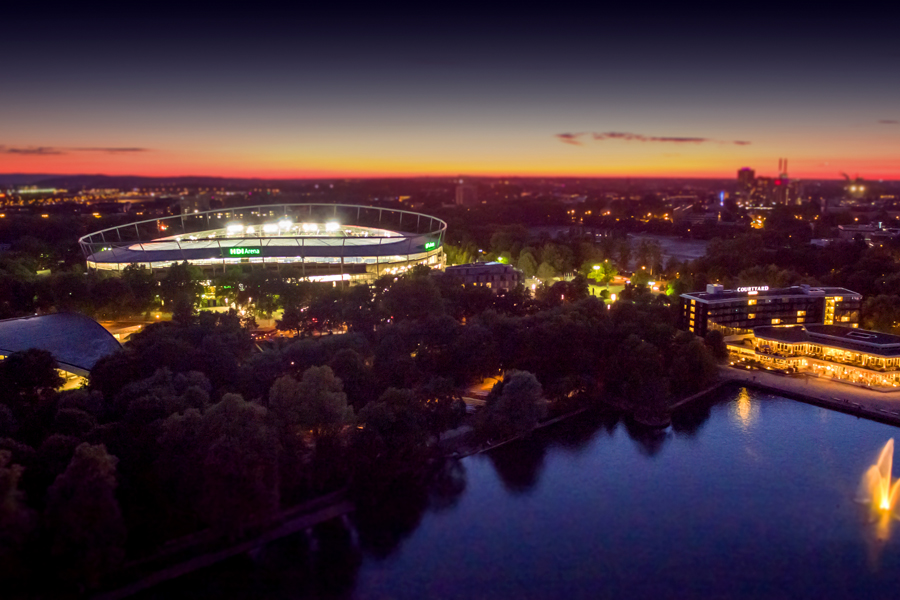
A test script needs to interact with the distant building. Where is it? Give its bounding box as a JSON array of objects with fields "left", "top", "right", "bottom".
[
  {"left": 737, "top": 167, "right": 755, "bottom": 193},
  {"left": 728, "top": 324, "right": 900, "bottom": 388},
  {"left": 455, "top": 181, "right": 478, "bottom": 206},
  {"left": 737, "top": 160, "right": 802, "bottom": 205},
  {"left": 837, "top": 224, "right": 900, "bottom": 245},
  {"left": 681, "top": 284, "right": 861, "bottom": 337},
  {"left": 444, "top": 262, "right": 523, "bottom": 292}
]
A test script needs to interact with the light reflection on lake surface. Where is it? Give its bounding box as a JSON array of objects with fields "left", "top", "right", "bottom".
[{"left": 142, "top": 387, "right": 900, "bottom": 599}]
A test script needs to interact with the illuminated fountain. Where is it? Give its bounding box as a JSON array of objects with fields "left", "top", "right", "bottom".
[
  {"left": 858, "top": 439, "right": 900, "bottom": 515},
  {"left": 858, "top": 439, "right": 900, "bottom": 565}
]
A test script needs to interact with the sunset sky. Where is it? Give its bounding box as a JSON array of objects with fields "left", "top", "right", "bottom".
[{"left": 3, "top": 5, "right": 899, "bottom": 180}]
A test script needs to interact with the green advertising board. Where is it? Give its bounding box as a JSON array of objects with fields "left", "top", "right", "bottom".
[
  {"left": 222, "top": 247, "right": 262, "bottom": 257},
  {"left": 424, "top": 241, "right": 437, "bottom": 250}
]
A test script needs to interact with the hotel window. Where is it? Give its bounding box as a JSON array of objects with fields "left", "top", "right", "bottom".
[
  {"left": 748, "top": 299, "right": 757, "bottom": 306},
  {"left": 748, "top": 313, "right": 756, "bottom": 319},
  {"left": 797, "top": 310, "right": 806, "bottom": 316},
  {"left": 771, "top": 318, "right": 781, "bottom": 325}
]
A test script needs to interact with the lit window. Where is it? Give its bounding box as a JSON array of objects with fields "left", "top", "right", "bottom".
[
  {"left": 748, "top": 299, "right": 757, "bottom": 306},
  {"left": 772, "top": 318, "right": 781, "bottom": 325},
  {"left": 797, "top": 310, "right": 806, "bottom": 316}
]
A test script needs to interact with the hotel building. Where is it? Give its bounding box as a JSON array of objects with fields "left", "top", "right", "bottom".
[{"left": 680, "top": 284, "right": 861, "bottom": 337}]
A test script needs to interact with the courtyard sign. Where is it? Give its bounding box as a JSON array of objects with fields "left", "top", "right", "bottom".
[{"left": 737, "top": 286, "right": 769, "bottom": 292}]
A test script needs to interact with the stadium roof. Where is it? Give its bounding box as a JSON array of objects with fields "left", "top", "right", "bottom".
[{"left": 0, "top": 313, "right": 121, "bottom": 376}]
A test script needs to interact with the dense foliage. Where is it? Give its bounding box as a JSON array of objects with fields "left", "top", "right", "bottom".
[{"left": 0, "top": 262, "right": 721, "bottom": 594}]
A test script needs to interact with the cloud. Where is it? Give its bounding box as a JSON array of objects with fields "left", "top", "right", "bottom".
[
  {"left": 556, "top": 131, "right": 750, "bottom": 146},
  {"left": 0, "top": 145, "right": 151, "bottom": 156},
  {"left": 592, "top": 132, "right": 707, "bottom": 143},
  {"left": 2, "top": 146, "right": 66, "bottom": 155},
  {"left": 73, "top": 147, "right": 150, "bottom": 153},
  {"left": 555, "top": 133, "right": 586, "bottom": 146},
  {"left": 879, "top": 119, "right": 899, "bottom": 125}
]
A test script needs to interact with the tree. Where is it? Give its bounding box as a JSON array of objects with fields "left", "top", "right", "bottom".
[
  {"left": 862, "top": 295, "right": 900, "bottom": 334},
  {"left": 277, "top": 304, "right": 305, "bottom": 337},
  {"left": 0, "top": 349, "right": 63, "bottom": 417},
  {"left": 536, "top": 261, "right": 556, "bottom": 284},
  {"left": 198, "top": 394, "right": 280, "bottom": 532},
  {"left": 121, "top": 264, "right": 156, "bottom": 314},
  {"left": 44, "top": 443, "right": 126, "bottom": 587},
  {"left": 329, "top": 349, "right": 377, "bottom": 409},
  {"left": 605, "top": 334, "right": 666, "bottom": 405},
  {"left": 158, "top": 261, "right": 202, "bottom": 310},
  {"left": 517, "top": 251, "right": 538, "bottom": 278},
  {"left": 587, "top": 261, "right": 617, "bottom": 286},
  {"left": 382, "top": 273, "right": 444, "bottom": 321},
  {"left": 417, "top": 377, "right": 466, "bottom": 434},
  {"left": 616, "top": 238, "right": 632, "bottom": 271},
  {"left": 0, "top": 450, "right": 35, "bottom": 583},
  {"left": 704, "top": 330, "right": 728, "bottom": 362},
  {"left": 670, "top": 338, "right": 719, "bottom": 395},
  {"left": 270, "top": 366, "right": 354, "bottom": 436},
  {"left": 480, "top": 370, "right": 546, "bottom": 438}
]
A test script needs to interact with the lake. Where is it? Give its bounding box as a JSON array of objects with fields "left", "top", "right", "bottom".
[{"left": 141, "top": 386, "right": 900, "bottom": 599}]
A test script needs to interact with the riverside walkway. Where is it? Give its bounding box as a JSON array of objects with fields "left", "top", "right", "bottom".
[{"left": 719, "top": 366, "right": 900, "bottom": 426}]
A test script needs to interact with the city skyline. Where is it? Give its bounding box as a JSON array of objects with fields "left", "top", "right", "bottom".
[{"left": 3, "top": 6, "right": 899, "bottom": 180}]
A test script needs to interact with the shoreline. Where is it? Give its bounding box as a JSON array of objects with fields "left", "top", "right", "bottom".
[{"left": 674, "top": 366, "right": 900, "bottom": 427}]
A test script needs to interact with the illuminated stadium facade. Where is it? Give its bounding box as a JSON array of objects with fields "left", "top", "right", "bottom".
[{"left": 79, "top": 204, "right": 446, "bottom": 283}]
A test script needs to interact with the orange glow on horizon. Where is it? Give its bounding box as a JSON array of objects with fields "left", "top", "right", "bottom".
[{"left": 3, "top": 148, "right": 900, "bottom": 181}]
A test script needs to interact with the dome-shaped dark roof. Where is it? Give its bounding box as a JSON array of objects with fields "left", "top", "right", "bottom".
[{"left": 0, "top": 313, "right": 121, "bottom": 376}]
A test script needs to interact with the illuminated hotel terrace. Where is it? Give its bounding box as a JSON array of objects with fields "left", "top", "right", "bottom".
[{"left": 728, "top": 324, "right": 900, "bottom": 389}]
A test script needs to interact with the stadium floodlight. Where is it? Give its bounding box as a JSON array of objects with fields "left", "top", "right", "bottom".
[
  {"left": 302, "top": 223, "right": 316, "bottom": 232},
  {"left": 262, "top": 223, "right": 278, "bottom": 234},
  {"left": 226, "top": 224, "right": 244, "bottom": 234},
  {"left": 278, "top": 219, "right": 292, "bottom": 230},
  {"left": 246, "top": 226, "right": 255, "bottom": 234},
  {"left": 325, "top": 221, "right": 340, "bottom": 232}
]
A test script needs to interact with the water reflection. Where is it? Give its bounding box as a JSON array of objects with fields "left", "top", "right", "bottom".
[
  {"left": 623, "top": 418, "right": 670, "bottom": 456},
  {"left": 139, "top": 389, "right": 900, "bottom": 600},
  {"left": 486, "top": 440, "right": 547, "bottom": 494},
  {"left": 732, "top": 387, "right": 758, "bottom": 430},
  {"left": 353, "top": 458, "right": 468, "bottom": 559},
  {"left": 671, "top": 397, "right": 713, "bottom": 437}
]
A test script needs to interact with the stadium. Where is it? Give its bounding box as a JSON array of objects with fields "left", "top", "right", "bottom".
[{"left": 79, "top": 204, "right": 446, "bottom": 283}]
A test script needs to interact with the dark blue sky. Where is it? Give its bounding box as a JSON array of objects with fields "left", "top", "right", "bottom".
[{"left": 2, "top": 4, "right": 898, "bottom": 178}]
